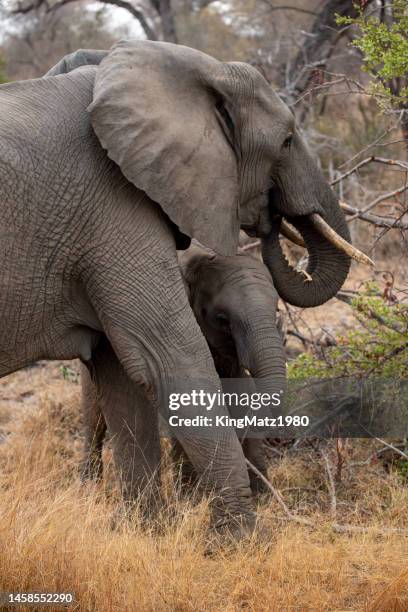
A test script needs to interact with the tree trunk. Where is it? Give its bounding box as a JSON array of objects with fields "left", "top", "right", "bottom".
[
  {"left": 400, "top": 107, "right": 408, "bottom": 155},
  {"left": 284, "top": 0, "right": 362, "bottom": 104},
  {"left": 158, "top": 0, "right": 178, "bottom": 43}
]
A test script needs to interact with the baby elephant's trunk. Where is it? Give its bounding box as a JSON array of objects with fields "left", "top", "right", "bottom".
[{"left": 232, "top": 313, "right": 286, "bottom": 421}]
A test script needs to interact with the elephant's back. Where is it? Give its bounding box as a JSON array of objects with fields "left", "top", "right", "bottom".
[{"left": 0, "top": 67, "right": 99, "bottom": 170}]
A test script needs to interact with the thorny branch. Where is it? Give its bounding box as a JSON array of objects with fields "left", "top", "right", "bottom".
[
  {"left": 341, "top": 202, "right": 408, "bottom": 230},
  {"left": 331, "top": 156, "right": 408, "bottom": 186},
  {"left": 357, "top": 184, "right": 408, "bottom": 216},
  {"left": 290, "top": 74, "right": 366, "bottom": 108}
]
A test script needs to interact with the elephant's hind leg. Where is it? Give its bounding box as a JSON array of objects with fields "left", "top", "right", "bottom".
[
  {"left": 85, "top": 337, "right": 162, "bottom": 510},
  {"left": 81, "top": 362, "right": 107, "bottom": 483},
  {"left": 170, "top": 438, "right": 199, "bottom": 492}
]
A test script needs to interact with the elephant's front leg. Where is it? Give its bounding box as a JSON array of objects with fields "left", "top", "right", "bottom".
[
  {"left": 171, "top": 437, "right": 270, "bottom": 497},
  {"left": 81, "top": 337, "right": 161, "bottom": 509}
]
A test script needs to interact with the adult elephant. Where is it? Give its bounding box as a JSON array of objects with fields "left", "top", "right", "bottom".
[
  {"left": 81, "top": 248, "right": 285, "bottom": 503},
  {"left": 0, "top": 41, "right": 368, "bottom": 539}
]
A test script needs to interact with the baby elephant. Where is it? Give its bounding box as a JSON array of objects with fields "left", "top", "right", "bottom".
[{"left": 81, "top": 247, "right": 286, "bottom": 503}]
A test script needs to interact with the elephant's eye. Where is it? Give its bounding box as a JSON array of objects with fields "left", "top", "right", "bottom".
[
  {"left": 283, "top": 134, "right": 293, "bottom": 149},
  {"left": 215, "top": 313, "right": 229, "bottom": 328}
]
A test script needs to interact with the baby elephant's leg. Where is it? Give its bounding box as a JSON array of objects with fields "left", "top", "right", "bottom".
[
  {"left": 241, "top": 438, "right": 270, "bottom": 495},
  {"left": 81, "top": 337, "right": 161, "bottom": 511}
]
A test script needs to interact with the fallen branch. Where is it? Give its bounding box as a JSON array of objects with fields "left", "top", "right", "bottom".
[
  {"left": 373, "top": 437, "right": 408, "bottom": 460},
  {"left": 245, "top": 458, "right": 407, "bottom": 536},
  {"left": 245, "top": 458, "right": 314, "bottom": 527}
]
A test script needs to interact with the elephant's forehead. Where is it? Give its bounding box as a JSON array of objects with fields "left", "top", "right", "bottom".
[
  {"left": 207, "top": 256, "right": 276, "bottom": 291},
  {"left": 225, "top": 61, "right": 294, "bottom": 124}
]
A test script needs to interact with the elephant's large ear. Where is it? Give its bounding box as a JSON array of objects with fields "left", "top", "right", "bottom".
[{"left": 88, "top": 40, "right": 239, "bottom": 256}]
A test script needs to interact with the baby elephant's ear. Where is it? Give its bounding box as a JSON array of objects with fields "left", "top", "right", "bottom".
[{"left": 88, "top": 40, "right": 240, "bottom": 256}]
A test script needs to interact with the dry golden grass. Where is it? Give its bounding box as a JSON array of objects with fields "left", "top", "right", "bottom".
[{"left": 1, "top": 364, "right": 408, "bottom": 611}]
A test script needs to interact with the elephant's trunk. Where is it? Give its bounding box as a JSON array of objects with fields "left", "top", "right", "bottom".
[{"left": 262, "top": 191, "right": 352, "bottom": 308}]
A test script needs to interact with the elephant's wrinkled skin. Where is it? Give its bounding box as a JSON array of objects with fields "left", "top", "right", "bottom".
[
  {"left": 81, "top": 249, "right": 286, "bottom": 501},
  {"left": 1, "top": 41, "right": 354, "bottom": 537}
]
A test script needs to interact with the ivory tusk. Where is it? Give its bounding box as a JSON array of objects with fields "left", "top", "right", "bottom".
[
  {"left": 299, "top": 269, "right": 313, "bottom": 282},
  {"left": 310, "top": 213, "right": 374, "bottom": 266},
  {"left": 280, "top": 219, "right": 305, "bottom": 247}
]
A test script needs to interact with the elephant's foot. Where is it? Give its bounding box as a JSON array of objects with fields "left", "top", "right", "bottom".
[
  {"left": 123, "top": 482, "right": 163, "bottom": 521},
  {"left": 214, "top": 511, "right": 256, "bottom": 539},
  {"left": 206, "top": 510, "right": 273, "bottom": 553},
  {"left": 109, "top": 493, "right": 163, "bottom": 531},
  {"left": 205, "top": 511, "right": 257, "bottom": 554}
]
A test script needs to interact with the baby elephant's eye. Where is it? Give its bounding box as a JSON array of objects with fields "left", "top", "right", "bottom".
[
  {"left": 215, "top": 313, "right": 229, "bottom": 328},
  {"left": 283, "top": 134, "right": 293, "bottom": 149}
]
